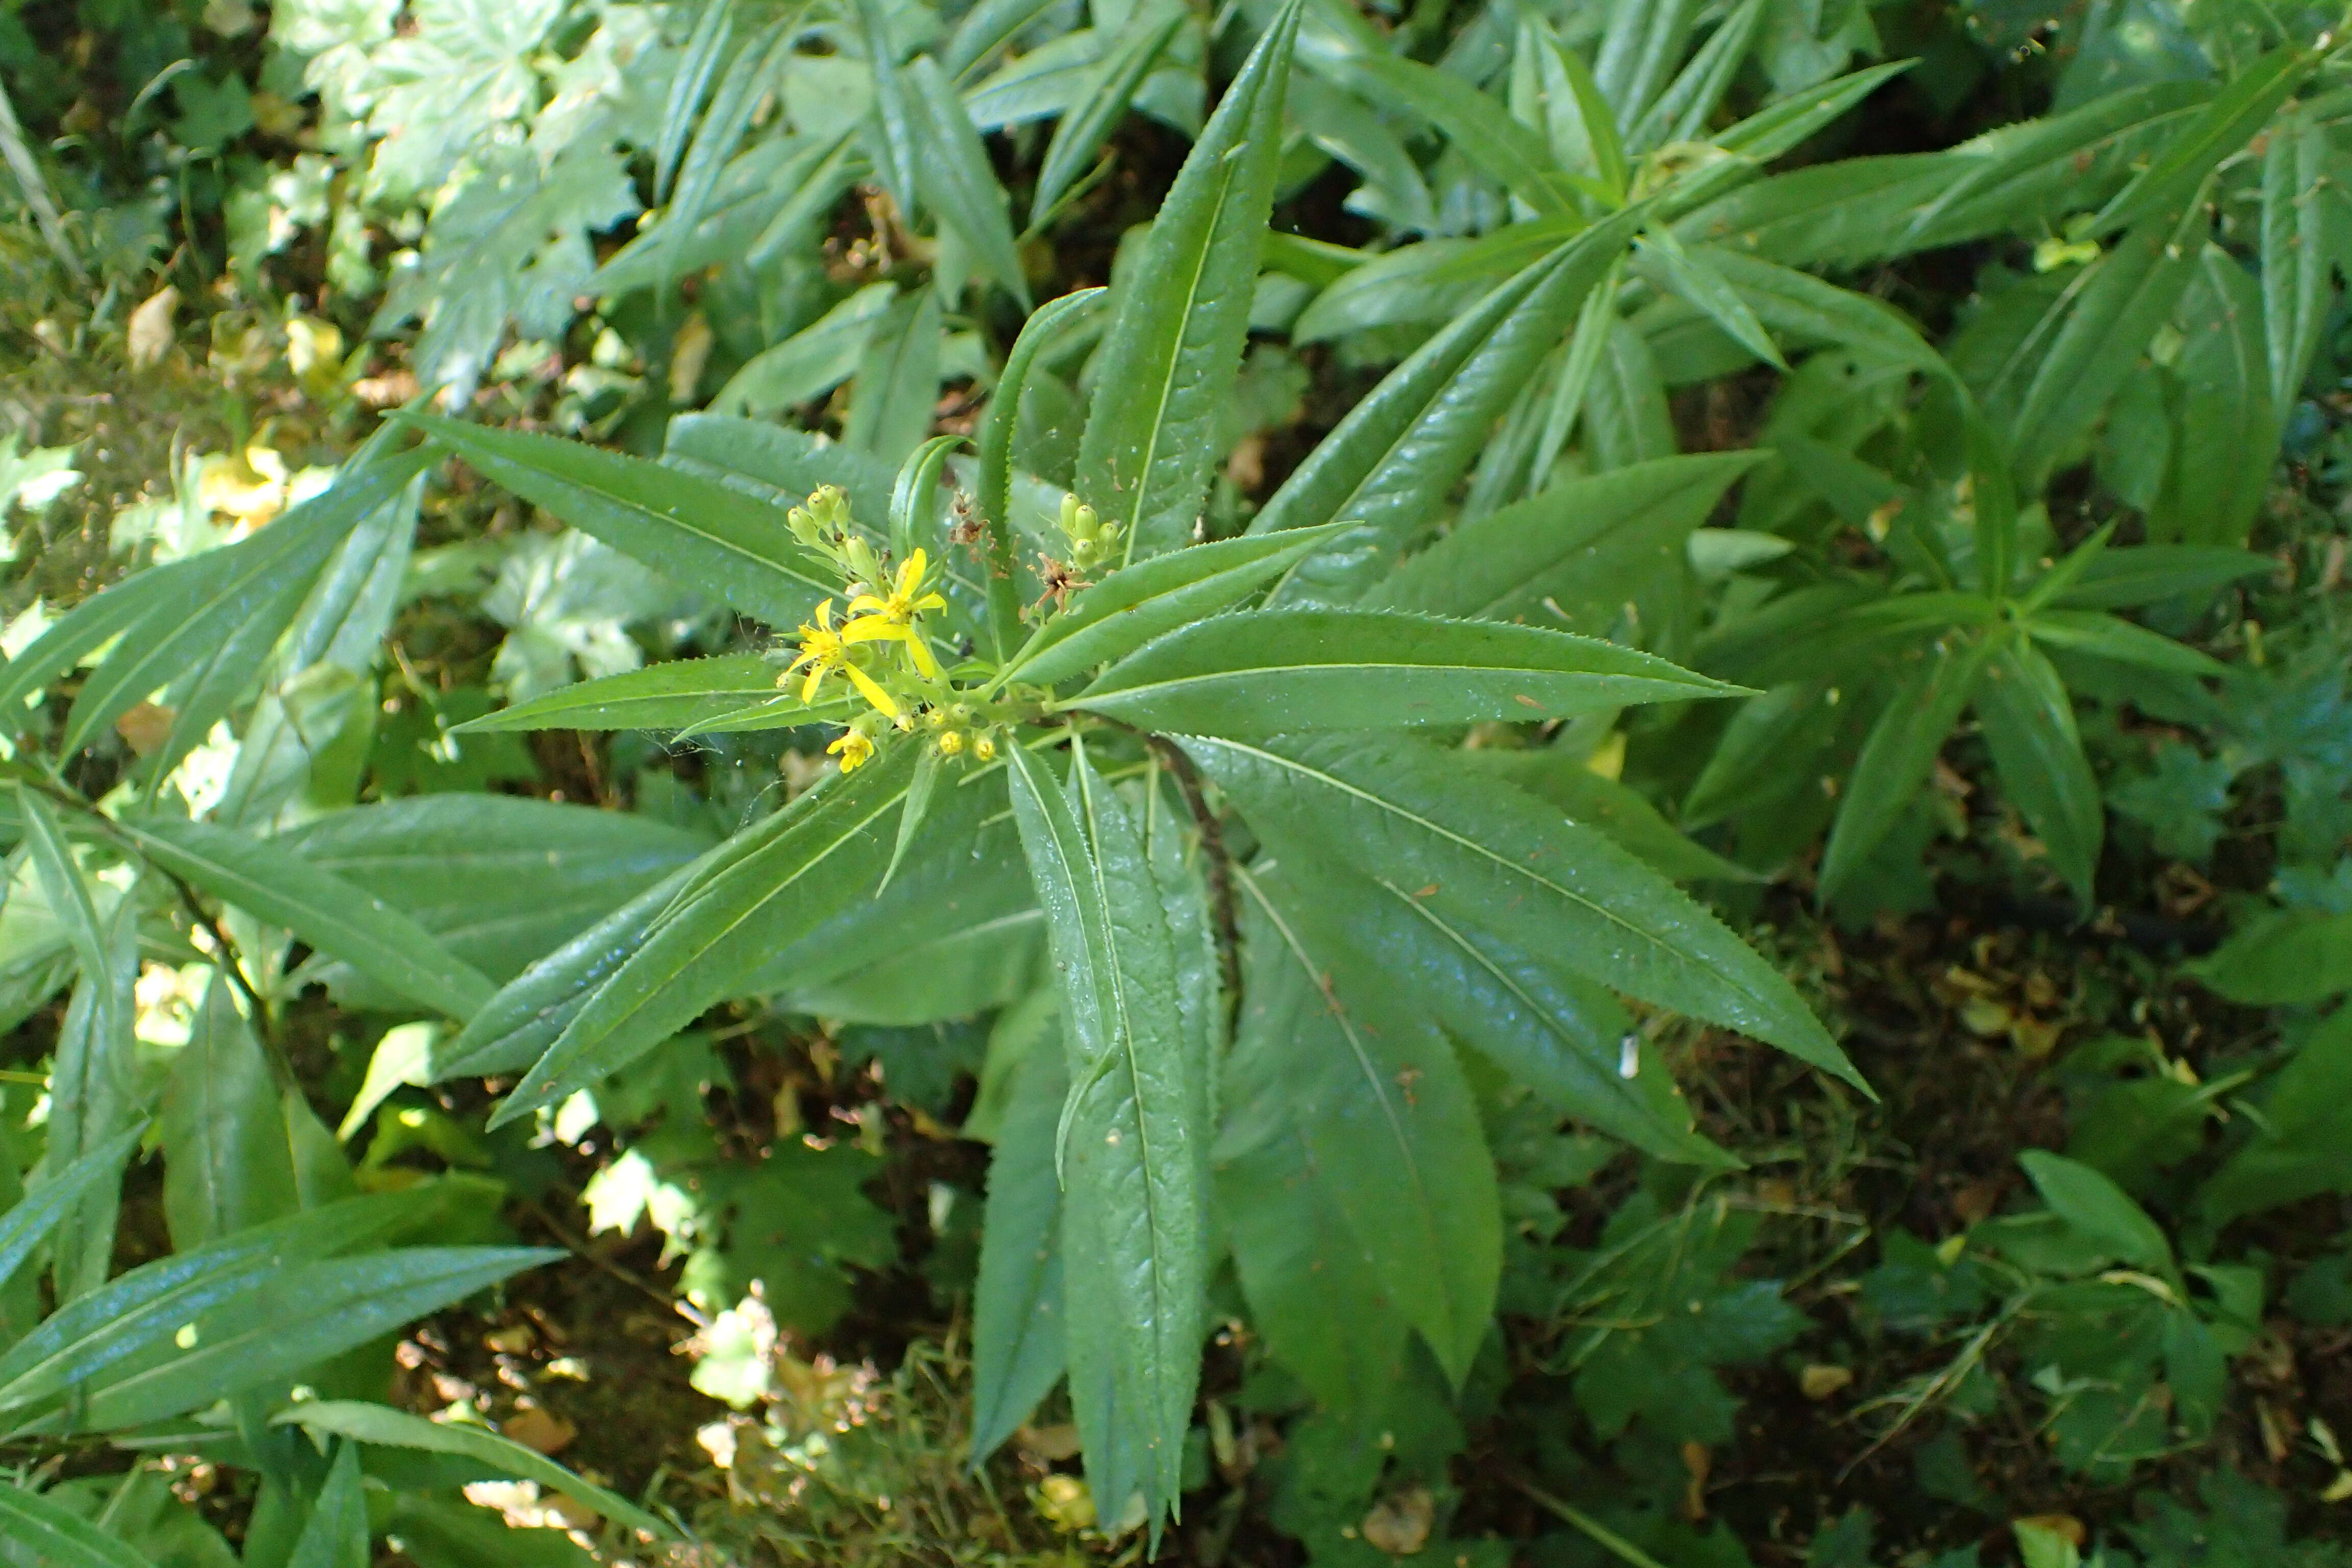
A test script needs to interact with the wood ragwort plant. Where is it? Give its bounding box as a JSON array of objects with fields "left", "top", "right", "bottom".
[{"left": 10, "top": 0, "right": 2352, "bottom": 1553}]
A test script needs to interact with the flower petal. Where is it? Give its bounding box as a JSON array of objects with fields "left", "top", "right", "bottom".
[{"left": 845, "top": 664, "right": 901, "bottom": 717}]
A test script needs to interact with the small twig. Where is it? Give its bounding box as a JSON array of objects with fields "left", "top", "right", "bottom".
[
  {"left": 523, "top": 1198, "right": 709, "bottom": 1327},
  {"left": 1510, "top": 1477, "right": 1676, "bottom": 1568},
  {"left": 1145, "top": 736, "right": 1243, "bottom": 1037}
]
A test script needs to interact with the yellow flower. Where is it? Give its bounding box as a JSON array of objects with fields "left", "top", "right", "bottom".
[
  {"left": 971, "top": 733, "right": 997, "bottom": 763},
  {"left": 827, "top": 729, "right": 875, "bottom": 772},
  {"left": 197, "top": 446, "right": 291, "bottom": 534},
  {"left": 782, "top": 599, "right": 900, "bottom": 716},
  {"left": 848, "top": 549, "right": 947, "bottom": 678}
]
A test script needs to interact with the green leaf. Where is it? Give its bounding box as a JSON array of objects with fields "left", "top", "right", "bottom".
[
  {"left": 491, "top": 742, "right": 922, "bottom": 1126},
  {"left": 1680, "top": 81, "right": 2204, "bottom": 268},
  {"left": 43, "top": 1246, "right": 553, "bottom": 1434},
  {"left": 706, "top": 282, "right": 898, "bottom": 421},
  {"left": 113, "top": 816, "right": 497, "bottom": 1020},
  {"left": 2189, "top": 912, "right": 2352, "bottom": 1006},
  {"left": 842, "top": 284, "right": 943, "bottom": 465},
  {"left": 2263, "top": 108, "right": 2330, "bottom": 410},
  {"left": 21, "top": 789, "right": 139, "bottom": 1303},
  {"left": 1250, "top": 208, "right": 1646, "bottom": 603},
  {"left": 274, "top": 1401, "right": 669, "bottom": 1537},
  {"left": 399, "top": 413, "right": 829, "bottom": 626},
  {"left": 1998, "top": 200, "right": 2207, "bottom": 492},
  {"left": 1032, "top": 6, "right": 1183, "bottom": 225},
  {"left": 2018, "top": 1149, "right": 2173, "bottom": 1275},
  {"left": 1003, "top": 525, "right": 1341, "bottom": 688},
  {"left": 286, "top": 1439, "right": 368, "bottom": 1568},
  {"left": 1073, "top": 0, "right": 1300, "bottom": 564},
  {"left": 1636, "top": 229, "right": 1785, "bottom": 370},
  {"left": 1225, "top": 860, "right": 1501, "bottom": 1382},
  {"left": 1460, "top": 749, "right": 1758, "bottom": 884},
  {"left": 1318, "top": 51, "right": 1578, "bottom": 216},
  {"left": 978, "top": 287, "right": 1106, "bottom": 656},
  {"left": 2024, "top": 609, "right": 2225, "bottom": 676},
  {"left": 890, "top": 432, "right": 966, "bottom": 566},
  {"left": 0, "top": 1125, "right": 145, "bottom": 1298},
  {"left": 1628, "top": 0, "right": 1761, "bottom": 152},
  {"left": 969, "top": 1032, "right": 1068, "bottom": 1461},
  {"left": 160, "top": 979, "right": 306, "bottom": 1248},
  {"left": 660, "top": 18, "right": 792, "bottom": 295},
  {"left": 1182, "top": 732, "right": 1860, "bottom": 1086},
  {"left": 2148, "top": 246, "right": 2276, "bottom": 549},
  {"left": 0, "top": 449, "right": 430, "bottom": 767},
  {"left": 277, "top": 797, "right": 709, "bottom": 991},
  {"left": 2052, "top": 546, "right": 2271, "bottom": 610},
  {"left": 1003, "top": 740, "right": 1204, "bottom": 1527},
  {"left": 1695, "top": 246, "right": 1942, "bottom": 373},
  {"left": 1369, "top": 451, "right": 1764, "bottom": 627},
  {"left": 1818, "top": 633, "right": 1991, "bottom": 900},
  {"left": 1532, "top": 20, "right": 1625, "bottom": 201},
  {"left": 651, "top": 0, "right": 733, "bottom": 200},
  {"left": 0, "top": 1188, "right": 545, "bottom": 1432},
  {"left": 0, "top": 1484, "right": 157, "bottom": 1568},
  {"left": 664, "top": 414, "right": 899, "bottom": 533},
  {"left": 852, "top": 0, "right": 918, "bottom": 213},
  {"left": 1074, "top": 608, "right": 1736, "bottom": 734},
  {"left": 1219, "top": 1122, "right": 1410, "bottom": 1413},
  {"left": 452, "top": 654, "right": 849, "bottom": 734},
  {"left": 432, "top": 865, "right": 694, "bottom": 1082},
  {"left": 1974, "top": 638, "right": 2100, "bottom": 909},
  {"left": 2197, "top": 1006, "right": 2352, "bottom": 1227},
  {"left": 2090, "top": 45, "right": 2312, "bottom": 237},
  {"left": 1594, "top": 0, "right": 1698, "bottom": 128}
]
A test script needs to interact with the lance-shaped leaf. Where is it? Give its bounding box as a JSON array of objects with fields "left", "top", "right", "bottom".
[
  {"left": 0, "top": 450, "right": 429, "bottom": 757},
  {"left": 969, "top": 1033, "right": 1069, "bottom": 1461},
  {"left": 1181, "top": 732, "right": 1860, "bottom": 1087},
  {"left": 1250, "top": 208, "right": 1646, "bottom": 604},
  {"left": 1975, "top": 637, "right": 2101, "bottom": 909},
  {"left": 159, "top": 979, "right": 332, "bottom": 1248},
  {"left": 1995, "top": 199, "right": 2207, "bottom": 491},
  {"left": 2089, "top": 44, "right": 2312, "bottom": 237},
  {"left": 2150, "top": 246, "right": 2275, "bottom": 549},
  {"left": 1032, "top": 6, "right": 1184, "bottom": 225},
  {"left": 977, "top": 286, "right": 1106, "bottom": 654},
  {"left": 2263, "top": 108, "right": 2331, "bottom": 410},
  {"left": 1004, "top": 524, "right": 1343, "bottom": 687},
  {"left": 0, "top": 1485, "right": 155, "bottom": 1568},
  {"left": 275, "top": 1401, "right": 669, "bottom": 1536},
  {"left": 1369, "top": 451, "right": 1764, "bottom": 627},
  {"left": 113, "top": 817, "right": 497, "bottom": 1020},
  {"left": 1074, "top": 608, "right": 1737, "bottom": 735},
  {"left": 491, "top": 743, "right": 922, "bottom": 1126},
  {"left": 286, "top": 1438, "right": 368, "bottom": 1568},
  {"left": 434, "top": 864, "right": 696, "bottom": 1082},
  {"left": 1003, "top": 741, "right": 1204, "bottom": 1530},
  {"left": 2055, "top": 546, "right": 2271, "bottom": 610},
  {"left": 1073, "top": 0, "right": 1300, "bottom": 564},
  {"left": 280, "top": 799, "right": 708, "bottom": 997},
  {"left": 452, "top": 654, "right": 848, "bottom": 733},
  {"left": 399, "top": 412, "right": 830, "bottom": 626},
  {"left": 0, "top": 1125, "right": 145, "bottom": 1298},
  {"left": 1317, "top": 51, "right": 1579, "bottom": 216},
  {"left": 26, "top": 1246, "right": 552, "bottom": 1434},
  {"left": 0, "top": 1188, "right": 524, "bottom": 1429},
  {"left": 1218, "top": 1124, "right": 1410, "bottom": 1414},
  {"left": 1223, "top": 860, "right": 1500, "bottom": 1383},
  {"left": 1817, "top": 632, "right": 1993, "bottom": 900},
  {"left": 1636, "top": 229, "right": 1785, "bottom": 370},
  {"left": 2188, "top": 912, "right": 2352, "bottom": 1007}
]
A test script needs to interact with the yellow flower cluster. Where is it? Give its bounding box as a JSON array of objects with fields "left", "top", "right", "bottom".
[{"left": 779, "top": 486, "right": 1006, "bottom": 774}]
